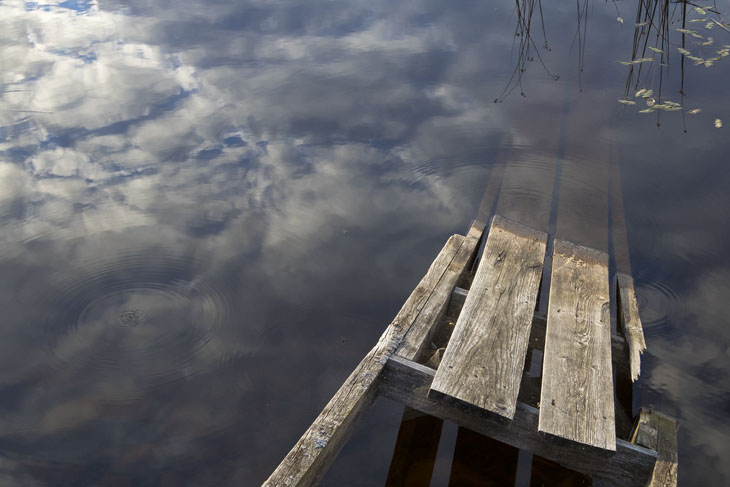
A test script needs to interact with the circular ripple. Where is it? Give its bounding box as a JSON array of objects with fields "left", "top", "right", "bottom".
[
  {"left": 40, "top": 251, "right": 232, "bottom": 398},
  {"left": 635, "top": 279, "right": 686, "bottom": 339}
]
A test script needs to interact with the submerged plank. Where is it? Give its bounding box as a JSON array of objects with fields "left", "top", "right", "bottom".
[
  {"left": 429, "top": 215, "right": 547, "bottom": 419},
  {"left": 632, "top": 409, "right": 678, "bottom": 487},
  {"left": 539, "top": 240, "right": 616, "bottom": 451},
  {"left": 617, "top": 273, "right": 647, "bottom": 381},
  {"left": 381, "top": 356, "right": 658, "bottom": 487},
  {"left": 263, "top": 231, "right": 478, "bottom": 487},
  {"left": 396, "top": 225, "right": 482, "bottom": 361},
  {"left": 650, "top": 413, "right": 679, "bottom": 487}
]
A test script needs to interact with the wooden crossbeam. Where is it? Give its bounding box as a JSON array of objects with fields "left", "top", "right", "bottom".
[
  {"left": 380, "top": 355, "right": 657, "bottom": 487},
  {"left": 429, "top": 216, "right": 547, "bottom": 419}
]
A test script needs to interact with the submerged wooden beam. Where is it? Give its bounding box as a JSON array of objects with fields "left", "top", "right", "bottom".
[
  {"left": 430, "top": 216, "right": 547, "bottom": 419},
  {"left": 380, "top": 356, "right": 657, "bottom": 487},
  {"left": 264, "top": 228, "right": 483, "bottom": 486},
  {"left": 539, "top": 240, "right": 616, "bottom": 451},
  {"left": 631, "top": 409, "right": 678, "bottom": 487},
  {"left": 616, "top": 273, "right": 647, "bottom": 382}
]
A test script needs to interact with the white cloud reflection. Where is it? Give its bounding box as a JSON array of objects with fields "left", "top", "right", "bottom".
[{"left": 0, "top": 0, "right": 729, "bottom": 484}]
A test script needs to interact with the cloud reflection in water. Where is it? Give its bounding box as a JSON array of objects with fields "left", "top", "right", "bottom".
[{"left": 0, "top": 0, "right": 729, "bottom": 485}]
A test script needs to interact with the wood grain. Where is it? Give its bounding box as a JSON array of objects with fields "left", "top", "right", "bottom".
[
  {"left": 632, "top": 409, "right": 678, "bottom": 487},
  {"left": 381, "top": 356, "right": 657, "bottom": 487},
  {"left": 396, "top": 225, "right": 482, "bottom": 361},
  {"left": 616, "top": 273, "right": 647, "bottom": 381},
  {"left": 539, "top": 240, "right": 616, "bottom": 451},
  {"left": 429, "top": 215, "right": 547, "bottom": 419},
  {"left": 650, "top": 413, "right": 678, "bottom": 487}
]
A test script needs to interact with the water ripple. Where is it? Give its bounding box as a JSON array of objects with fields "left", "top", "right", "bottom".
[
  {"left": 38, "top": 250, "right": 233, "bottom": 400},
  {"left": 635, "top": 278, "right": 685, "bottom": 339}
]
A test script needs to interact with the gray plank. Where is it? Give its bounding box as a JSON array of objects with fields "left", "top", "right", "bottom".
[
  {"left": 649, "top": 413, "right": 679, "bottom": 487},
  {"left": 617, "top": 273, "right": 647, "bottom": 381},
  {"left": 438, "top": 298, "right": 632, "bottom": 379},
  {"left": 381, "top": 356, "right": 658, "bottom": 487},
  {"left": 539, "top": 240, "right": 616, "bottom": 451},
  {"left": 632, "top": 409, "right": 678, "bottom": 487},
  {"left": 525, "top": 309, "right": 631, "bottom": 383},
  {"left": 631, "top": 408, "right": 659, "bottom": 451},
  {"left": 396, "top": 224, "right": 482, "bottom": 361},
  {"left": 263, "top": 231, "right": 478, "bottom": 487},
  {"left": 430, "top": 215, "right": 547, "bottom": 419}
]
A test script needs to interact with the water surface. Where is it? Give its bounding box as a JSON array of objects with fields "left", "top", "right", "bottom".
[{"left": 1, "top": 0, "right": 729, "bottom": 485}]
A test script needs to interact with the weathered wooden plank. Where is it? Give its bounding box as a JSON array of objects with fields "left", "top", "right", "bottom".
[
  {"left": 650, "top": 413, "right": 678, "bottom": 487},
  {"left": 396, "top": 225, "right": 483, "bottom": 361},
  {"left": 263, "top": 232, "right": 475, "bottom": 487},
  {"left": 631, "top": 409, "right": 678, "bottom": 487},
  {"left": 527, "top": 310, "right": 631, "bottom": 378},
  {"left": 380, "top": 356, "right": 658, "bottom": 487},
  {"left": 446, "top": 290, "right": 631, "bottom": 378},
  {"left": 631, "top": 408, "right": 659, "bottom": 451},
  {"left": 539, "top": 240, "right": 616, "bottom": 451},
  {"left": 429, "top": 216, "right": 547, "bottom": 419},
  {"left": 616, "top": 273, "right": 646, "bottom": 381}
]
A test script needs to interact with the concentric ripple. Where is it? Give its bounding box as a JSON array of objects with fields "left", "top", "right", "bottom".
[
  {"left": 635, "top": 279, "right": 686, "bottom": 339},
  {"left": 39, "top": 250, "right": 232, "bottom": 399}
]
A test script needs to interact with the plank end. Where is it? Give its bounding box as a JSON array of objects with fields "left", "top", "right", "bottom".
[
  {"left": 491, "top": 214, "right": 548, "bottom": 244},
  {"left": 553, "top": 239, "right": 609, "bottom": 268},
  {"left": 537, "top": 422, "right": 618, "bottom": 453},
  {"left": 427, "top": 386, "right": 516, "bottom": 421},
  {"left": 616, "top": 273, "right": 647, "bottom": 381}
]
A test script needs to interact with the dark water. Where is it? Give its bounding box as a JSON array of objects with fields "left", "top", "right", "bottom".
[{"left": 1, "top": 0, "right": 728, "bottom": 485}]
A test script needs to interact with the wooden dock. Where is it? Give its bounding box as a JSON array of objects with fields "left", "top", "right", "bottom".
[{"left": 263, "top": 215, "right": 678, "bottom": 487}]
